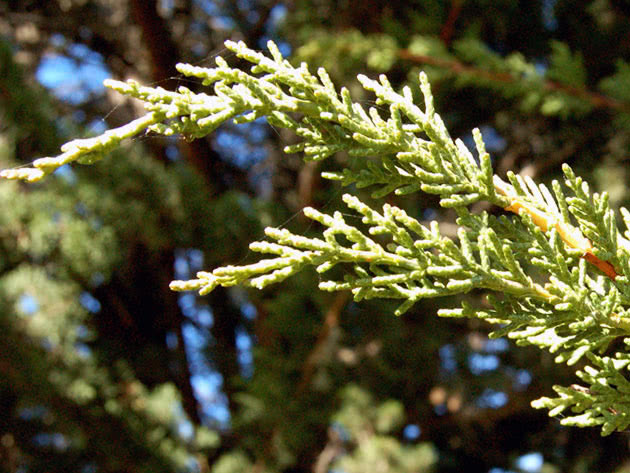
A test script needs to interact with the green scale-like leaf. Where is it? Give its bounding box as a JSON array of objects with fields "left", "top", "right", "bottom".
[{"left": 5, "top": 39, "right": 630, "bottom": 435}]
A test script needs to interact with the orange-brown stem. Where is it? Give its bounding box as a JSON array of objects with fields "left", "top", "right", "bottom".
[{"left": 495, "top": 177, "right": 619, "bottom": 280}]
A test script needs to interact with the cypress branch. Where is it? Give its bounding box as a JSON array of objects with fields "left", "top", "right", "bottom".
[{"left": 5, "top": 39, "right": 630, "bottom": 435}]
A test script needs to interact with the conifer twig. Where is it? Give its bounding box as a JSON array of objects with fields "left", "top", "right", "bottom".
[
  {"left": 4, "top": 39, "right": 630, "bottom": 435},
  {"left": 398, "top": 49, "right": 630, "bottom": 113}
]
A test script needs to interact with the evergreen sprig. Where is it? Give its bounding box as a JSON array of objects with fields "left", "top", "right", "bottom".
[{"left": 5, "top": 40, "right": 630, "bottom": 435}]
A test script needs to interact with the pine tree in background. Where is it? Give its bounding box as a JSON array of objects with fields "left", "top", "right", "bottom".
[{"left": 2, "top": 1, "right": 630, "bottom": 472}]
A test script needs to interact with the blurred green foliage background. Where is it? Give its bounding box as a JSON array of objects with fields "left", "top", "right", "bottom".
[{"left": 1, "top": 1, "right": 630, "bottom": 472}]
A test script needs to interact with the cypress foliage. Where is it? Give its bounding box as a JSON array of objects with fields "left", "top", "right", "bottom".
[{"left": 5, "top": 39, "right": 630, "bottom": 436}]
